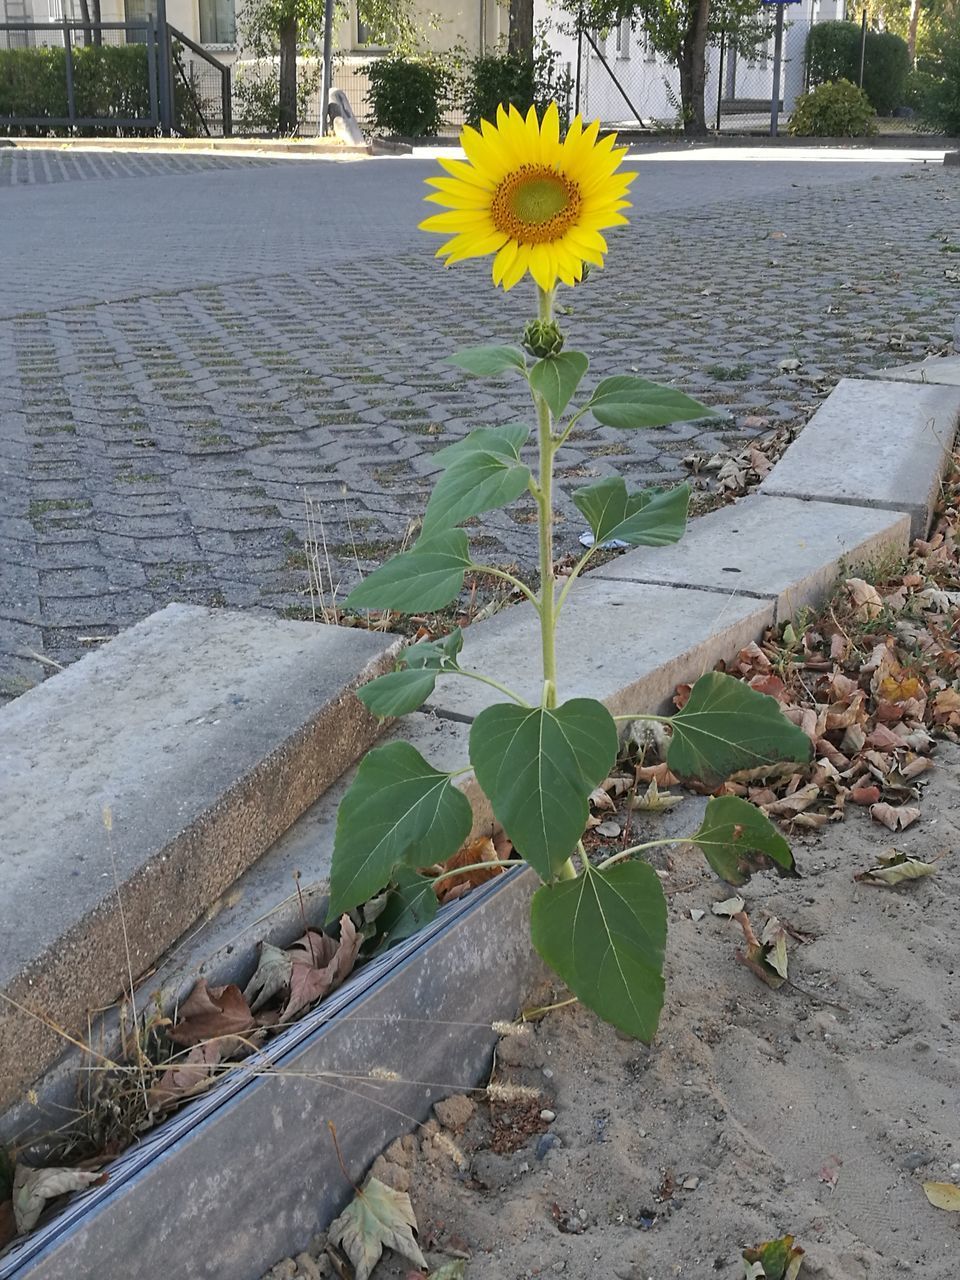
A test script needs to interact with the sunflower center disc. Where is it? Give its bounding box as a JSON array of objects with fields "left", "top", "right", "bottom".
[{"left": 491, "top": 166, "right": 582, "bottom": 245}]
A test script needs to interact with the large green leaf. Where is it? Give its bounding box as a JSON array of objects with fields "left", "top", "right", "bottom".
[
  {"left": 376, "top": 868, "right": 439, "bottom": 948},
  {"left": 530, "top": 862, "right": 667, "bottom": 1042},
  {"left": 447, "top": 345, "right": 527, "bottom": 377},
  {"left": 528, "top": 351, "right": 589, "bottom": 419},
  {"left": 690, "top": 794, "right": 797, "bottom": 886},
  {"left": 587, "top": 375, "right": 717, "bottom": 429},
  {"left": 356, "top": 631, "right": 464, "bottom": 718},
  {"left": 668, "top": 671, "right": 813, "bottom": 787},
  {"left": 422, "top": 449, "right": 530, "bottom": 537},
  {"left": 469, "top": 698, "right": 618, "bottom": 880},
  {"left": 433, "top": 424, "right": 529, "bottom": 469},
  {"left": 573, "top": 477, "right": 690, "bottom": 547},
  {"left": 328, "top": 742, "right": 472, "bottom": 917},
  {"left": 344, "top": 529, "right": 470, "bottom": 614}
]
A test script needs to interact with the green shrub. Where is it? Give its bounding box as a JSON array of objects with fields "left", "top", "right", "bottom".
[
  {"left": 365, "top": 57, "right": 450, "bottom": 138},
  {"left": 0, "top": 44, "right": 203, "bottom": 135},
  {"left": 233, "top": 61, "right": 319, "bottom": 135},
  {"left": 805, "top": 20, "right": 910, "bottom": 115},
  {"left": 919, "top": 29, "right": 960, "bottom": 135},
  {"left": 788, "top": 79, "right": 878, "bottom": 137},
  {"left": 462, "top": 48, "right": 571, "bottom": 130},
  {"left": 903, "top": 68, "right": 941, "bottom": 114}
]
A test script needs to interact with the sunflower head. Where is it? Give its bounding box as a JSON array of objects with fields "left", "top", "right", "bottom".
[{"left": 419, "top": 101, "right": 635, "bottom": 293}]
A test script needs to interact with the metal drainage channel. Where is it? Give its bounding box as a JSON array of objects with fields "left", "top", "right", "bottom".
[{"left": 3, "top": 869, "right": 541, "bottom": 1280}]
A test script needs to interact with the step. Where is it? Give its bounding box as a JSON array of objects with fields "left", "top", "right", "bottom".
[
  {"left": 0, "top": 603, "right": 399, "bottom": 1111},
  {"left": 760, "top": 376, "right": 960, "bottom": 538},
  {"left": 588, "top": 494, "right": 910, "bottom": 621},
  {"left": 873, "top": 352, "right": 960, "bottom": 387}
]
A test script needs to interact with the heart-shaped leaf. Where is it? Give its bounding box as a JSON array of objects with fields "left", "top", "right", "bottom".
[
  {"left": 446, "top": 344, "right": 527, "bottom": 377},
  {"left": 530, "top": 862, "right": 667, "bottom": 1042},
  {"left": 528, "top": 351, "right": 589, "bottom": 418},
  {"left": 345, "top": 529, "right": 470, "bottom": 614},
  {"left": 422, "top": 449, "right": 530, "bottom": 536},
  {"left": 573, "top": 476, "right": 690, "bottom": 547},
  {"left": 329, "top": 742, "right": 472, "bottom": 917},
  {"left": 587, "top": 375, "right": 717, "bottom": 429},
  {"left": 433, "top": 423, "right": 530, "bottom": 469},
  {"left": 690, "top": 795, "right": 797, "bottom": 886},
  {"left": 356, "top": 631, "right": 464, "bottom": 719},
  {"left": 668, "top": 672, "right": 813, "bottom": 787},
  {"left": 469, "top": 698, "right": 618, "bottom": 880}
]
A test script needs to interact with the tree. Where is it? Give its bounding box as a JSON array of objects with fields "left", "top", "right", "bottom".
[
  {"left": 573, "top": 0, "right": 773, "bottom": 135},
  {"left": 509, "top": 0, "right": 535, "bottom": 57},
  {"left": 238, "top": 0, "right": 415, "bottom": 135}
]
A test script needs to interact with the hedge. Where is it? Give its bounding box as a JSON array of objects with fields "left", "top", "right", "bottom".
[{"left": 805, "top": 20, "right": 910, "bottom": 116}]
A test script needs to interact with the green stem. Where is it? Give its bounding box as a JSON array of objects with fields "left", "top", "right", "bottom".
[
  {"left": 534, "top": 285, "right": 559, "bottom": 710},
  {"left": 556, "top": 858, "right": 577, "bottom": 880},
  {"left": 598, "top": 837, "right": 687, "bottom": 870},
  {"left": 555, "top": 545, "right": 596, "bottom": 615},
  {"left": 430, "top": 859, "right": 521, "bottom": 886},
  {"left": 454, "top": 668, "right": 531, "bottom": 707},
  {"left": 469, "top": 563, "right": 540, "bottom": 610}
]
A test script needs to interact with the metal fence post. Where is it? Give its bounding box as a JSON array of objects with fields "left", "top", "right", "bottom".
[
  {"left": 715, "top": 30, "right": 725, "bottom": 133},
  {"left": 575, "top": 4, "right": 584, "bottom": 116},
  {"left": 63, "top": 16, "right": 77, "bottom": 127},
  {"left": 769, "top": 1, "right": 785, "bottom": 137},
  {"left": 319, "top": 0, "right": 335, "bottom": 136},
  {"left": 156, "top": 0, "right": 173, "bottom": 134},
  {"left": 858, "top": 9, "right": 867, "bottom": 88},
  {"left": 221, "top": 63, "right": 232, "bottom": 136},
  {"left": 146, "top": 15, "right": 159, "bottom": 128}
]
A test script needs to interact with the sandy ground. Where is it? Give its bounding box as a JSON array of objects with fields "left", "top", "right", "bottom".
[{"left": 263, "top": 742, "right": 960, "bottom": 1280}]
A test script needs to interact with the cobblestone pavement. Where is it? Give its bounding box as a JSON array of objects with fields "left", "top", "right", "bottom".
[{"left": 1, "top": 148, "right": 958, "bottom": 698}]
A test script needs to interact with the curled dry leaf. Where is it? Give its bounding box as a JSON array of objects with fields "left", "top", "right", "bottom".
[
  {"left": 148, "top": 1041, "right": 222, "bottom": 1112},
  {"left": 630, "top": 777, "right": 683, "bottom": 812},
  {"left": 855, "top": 849, "right": 938, "bottom": 887},
  {"left": 13, "top": 1166, "right": 107, "bottom": 1234},
  {"left": 243, "top": 942, "right": 293, "bottom": 1013},
  {"left": 846, "top": 577, "right": 883, "bottom": 621},
  {"left": 280, "top": 915, "right": 360, "bottom": 1023},
  {"left": 923, "top": 1181, "right": 960, "bottom": 1212},
  {"left": 712, "top": 895, "right": 746, "bottom": 917},
  {"left": 870, "top": 802, "right": 921, "bottom": 832},
  {"left": 433, "top": 835, "right": 506, "bottom": 905},
  {"left": 328, "top": 1177, "right": 427, "bottom": 1280}
]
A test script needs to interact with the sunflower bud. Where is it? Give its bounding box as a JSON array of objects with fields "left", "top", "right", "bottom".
[{"left": 522, "top": 319, "right": 565, "bottom": 359}]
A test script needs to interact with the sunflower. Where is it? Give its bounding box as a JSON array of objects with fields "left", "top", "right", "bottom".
[{"left": 419, "top": 101, "right": 635, "bottom": 293}]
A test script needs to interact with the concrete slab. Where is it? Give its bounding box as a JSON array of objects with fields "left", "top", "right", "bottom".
[
  {"left": 760, "top": 377, "right": 960, "bottom": 538},
  {"left": 589, "top": 494, "right": 911, "bottom": 622},
  {"left": 874, "top": 353, "right": 960, "bottom": 387},
  {"left": 424, "top": 578, "right": 775, "bottom": 722},
  {"left": 0, "top": 604, "right": 399, "bottom": 1110}
]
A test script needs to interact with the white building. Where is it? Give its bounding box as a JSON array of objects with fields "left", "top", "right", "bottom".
[{"left": 535, "top": 0, "right": 847, "bottom": 129}]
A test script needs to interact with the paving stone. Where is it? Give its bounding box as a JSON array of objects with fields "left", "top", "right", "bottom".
[
  {"left": 425, "top": 578, "right": 775, "bottom": 722},
  {"left": 0, "top": 604, "right": 399, "bottom": 1110},
  {"left": 590, "top": 494, "right": 911, "bottom": 622},
  {"left": 760, "top": 377, "right": 960, "bottom": 538}
]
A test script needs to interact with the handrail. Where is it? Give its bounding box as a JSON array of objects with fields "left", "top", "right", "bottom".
[{"left": 167, "top": 24, "right": 232, "bottom": 137}]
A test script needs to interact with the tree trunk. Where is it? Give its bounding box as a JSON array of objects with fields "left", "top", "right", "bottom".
[
  {"left": 91, "top": 0, "right": 102, "bottom": 48},
  {"left": 508, "top": 0, "right": 534, "bottom": 59},
  {"left": 77, "top": 0, "right": 92, "bottom": 48},
  {"left": 678, "top": 0, "right": 711, "bottom": 137},
  {"left": 278, "top": 15, "right": 298, "bottom": 135},
  {"left": 907, "top": 0, "right": 921, "bottom": 62}
]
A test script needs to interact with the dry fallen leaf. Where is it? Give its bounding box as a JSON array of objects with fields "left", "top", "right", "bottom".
[
  {"left": 13, "top": 1165, "right": 106, "bottom": 1234},
  {"left": 742, "top": 1233, "right": 805, "bottom": 1279},
  {"left": 434, "top": 836, "right": 505, "bottom": 904},
  {"left": 328, "top": 1177, "right": 427, "bottom": 1280},
  {"left": 846, "top": 577, "right": 883, "bottom": 621},
  {"left": 923, "top": 1181, "right": 960, "bottom": 1212},
  {"left": 712, "top": 895, "right": 746, "bottom": 917},
  {"left": 279, "top": 916, "right": 360, "bottom": 1023},
  {"left": 630, "top": 777, "right": 683, "bottom": 812},
  {"left": 855, "top": 849, "right": 938, "bottom": 887},
  {"left": 243, "top": 942, "right": 294, "bottom": 1013},
  {"left": 870, "top": 802, "right": 921, "bottom": 832},
  {"left": 167, "top": 980, "right": 256, "bottom": 1048},
  {"left": 148, "top": 1042, "right": 222, "bottom": 1111}
]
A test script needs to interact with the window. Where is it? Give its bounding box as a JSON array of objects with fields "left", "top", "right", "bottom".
[
  {"left": 199, "top": 0, "right": 235, "bottom": 45},
  {"left": 356, "top": 0, "right": 396, "bottom": 48},
  {"left": 615, "top": 17, "right": 630, "bottom": 59}
]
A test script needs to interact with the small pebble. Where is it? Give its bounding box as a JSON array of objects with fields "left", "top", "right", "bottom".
[
  {"left": 596, "top": 820, "right": 621, "bottom": 838},
  {"left": 689, "top": 909, "right": 705, "bottom": 922},
  {"left": 540, "top": 1108, "right": 557, "bottom": 1122},
  {"left": 682, "top": 1176, "right": 700, "bottom": 1190},
  {"left": 542, "top": 1067, "right": 554, "bottom": 1079}
]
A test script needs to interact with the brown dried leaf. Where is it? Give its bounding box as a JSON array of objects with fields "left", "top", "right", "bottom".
[
  {"left": 846, "top": 577, "right": 884, "bottom": 621},
  {"left": 435, "top": 836, "right": 505, "bottom": 905},
  {"left": 279, "top": 915, "right": 360, "bottom": 1023},
  {"left": 13, "top": 1166, "right": 107, "bottom": 1234},
  {"left": 870, "top": 802, "right": 921, "bottom": 832},
  {"left": 148, "top": 1042, "right": 222, "bottom": 1111},
  {"left": 167, "top": 980, "right": 256, "bottom": 1048}
]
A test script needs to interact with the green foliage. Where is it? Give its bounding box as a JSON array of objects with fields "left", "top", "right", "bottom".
[
  {"left": 788, "top": 79, "right": 878, "bottom": 138},
  {"left": 919, "top": 26, "right": 960, "bottom": 135},
  {"left": 0, "top": 44, "right": 201, "bottom": 136},
  {"left": 233, "top": 61, "right": 320, "bottom": 133},
  {"left": 366, "top": 57, "right": 450, "bottom": 138},
  {"left": 462, "top": 47, "right": 572, "bottom": 129},
  {"left": 903, "top": 67, "right": 942, "bottom": 113},
  {"left": 531, "top": 862, "right": 667, "bottom": 1041},
  {"left": 805, "top": 20, "right": 910, "bottom": 114},
  {"left": 331, "top": 198, "right": 812, "bottom": 1044}
]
